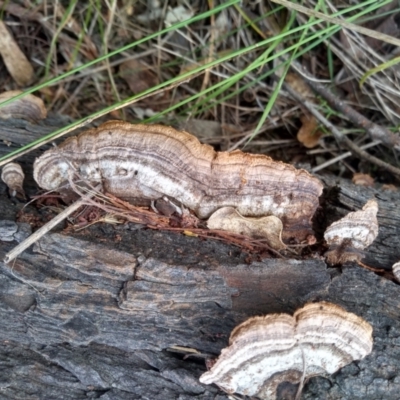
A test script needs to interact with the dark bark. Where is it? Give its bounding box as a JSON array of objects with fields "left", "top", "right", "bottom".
[{"left": 1, "top": 116, "right": 400, "bottom": 399}]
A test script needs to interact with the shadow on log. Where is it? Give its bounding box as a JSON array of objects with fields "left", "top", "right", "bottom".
[{"left": 1, "top": 116, "right": 400, "bottom": 399}]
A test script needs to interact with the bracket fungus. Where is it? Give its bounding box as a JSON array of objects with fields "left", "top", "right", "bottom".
[
  {"left": 393, "top": 261, "right": 400, "bottom": 282},
  {"left": 324, "top": 199, "right": 379, "bottom": 264},
  {"left": 1, "top": 162, "right": 25, "bottom": 199},
  {"left": 199, "top": 302, "right": 373, "bottom": 399},
  {"left": 33, "top": 121, "right": 323, "bottom": 241},
  {"left": 0, "top": 90, "right": 46, "bottom": 122},
  {"left": 207, "top": 206, "right": 286, "bottom": 250}
]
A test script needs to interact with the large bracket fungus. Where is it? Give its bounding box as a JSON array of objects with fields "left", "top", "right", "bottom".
[
  {"left": 33, "top": 121, "right": 323, "bottom": 241},
  {"left": 199, "top": 302, "right": 373, "bottom": 399}
]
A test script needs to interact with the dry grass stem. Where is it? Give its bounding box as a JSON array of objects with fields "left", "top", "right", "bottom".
[
  {"left": 312, "top": 140, "right": 381, "bottom": 173},
  {"left": 4, "top": 184, "right": 101, "bottom": 264},
  {"left": 271, "top": 0, "right": 400, "bottom": 48},
  {"left": 66, "top": 182, "right": 286, "bottom": 257}
]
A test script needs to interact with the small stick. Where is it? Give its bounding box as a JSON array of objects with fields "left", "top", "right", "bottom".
[
  {"left": 270, "top": 0, "right": 400, "bottom": 49},
  {"left": 4, "top": 185, "right": 100, "bottom": 264},
  {"left": 289, "top": 61, "right": 400, "bottom": 149},
  {"left": 312, "top": 140, "right": 381, "bottom": 173},
  {"left": 282, "top": 80, "right": 400, "bottom": 179}
]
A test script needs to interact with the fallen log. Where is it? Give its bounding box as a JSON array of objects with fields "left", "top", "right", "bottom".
[{"left": 1, "top": 116, "right": 400, "bottom": 399}]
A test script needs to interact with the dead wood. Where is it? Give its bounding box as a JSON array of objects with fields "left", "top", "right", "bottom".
[{"left": 1, "top": 115, "right": 400, "bottom": 399}]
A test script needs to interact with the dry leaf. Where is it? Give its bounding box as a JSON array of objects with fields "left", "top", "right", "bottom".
[
  {"left": 120, "top": 60, "right": 159, "bottom": 95},
  {"left": 366, "top": 13, "right": 400, "bottom": 50},
  {"left": 213, "top": 11, "right": 231, "bottom": 40},
  {"left": 0, "top": 21, "right": 34, "bottom": 86},
  {"left": 297, "top": 114, "right": 322, "bottom": 148},
  {"left": 177, "top": 119, "right": 222, "bottom": 141},
  {"left": 137, "top": 9, "right": 163, "bottom": 24},
  {"left": 164, "top": 6, "right": 194, "bottom": 27},
  {"left": 0, "top": 90, "right": 46, "bottom": 122},
  {"left": 285, "top": 73, "right": 322, "bottom": 148},
  {"left": 53, "top": 3, "right": 98, "bottom": 60},
  {"left": 207, "top": 207, "right": 286, "bottom": 250},
  {"left": 382, "top": 184, "right": 398, "bottom": 191},
  {"left": 285, "top": 72, "right": 315, "bottom": 99},
  {"left": 352, "top": 173, "right": 374, "bottom": 187}
]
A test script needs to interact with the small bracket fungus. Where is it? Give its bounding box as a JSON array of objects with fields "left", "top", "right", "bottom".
[
  {"left": 207, "top": 206, "right": 286, "bottom": 250},
  {"left": 1, "top": 162, "right": 25, "bottom": 199},
  {"left": 393, "top": 261, "right": 400, "bottom": 282},
  {"left": 324, "top": 199, "right": 379, "bottom": 264},
  {"left": 33, "top": 121, "right": 323, "bottom": 241},
  {"left": 199, "top": 302, "right": 373, "bottom": 399},
  {"left": 0, "top": 90, "right": 46, "bottom": 122}
]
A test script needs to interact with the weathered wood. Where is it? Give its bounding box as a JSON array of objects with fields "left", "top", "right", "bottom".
[
  {"left": 1, "top": 115, "right": 400, "bottom": 399},
  {"left": 0, "top": 114, "right": 73, "bottom": 150}
]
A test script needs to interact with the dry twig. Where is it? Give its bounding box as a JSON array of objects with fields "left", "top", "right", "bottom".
[
  {"left": 312, "top": 140, "right": 381, "bottom": 173},
  {"left": 4, "top": 185, "right": 101, "bottom": 263},
  {"left": 270, "top": 0, "right": 400, "bottom": 48},
  {"left": 292, "top": 62, "right": 400, "bottom": 150},
  {"left": 281, "top": 67, "right": 400, "bottom": 179}
]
